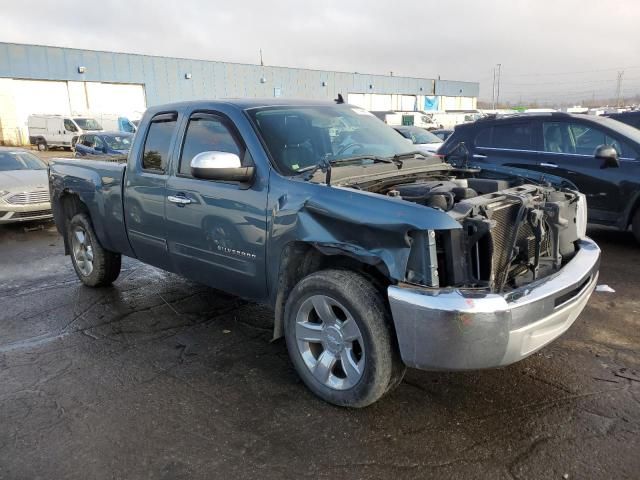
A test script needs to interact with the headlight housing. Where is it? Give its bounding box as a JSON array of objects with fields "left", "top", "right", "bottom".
[{"left": 575, "top": 193, "right": 587, "bottom": 239}]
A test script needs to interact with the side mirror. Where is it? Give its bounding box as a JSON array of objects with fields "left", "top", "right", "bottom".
[
  {"left": 594, "top": 144, "right": 620, "bottom": 168},
  {"left": 190, "top": 151, "right": 254, "bottom": 182}
]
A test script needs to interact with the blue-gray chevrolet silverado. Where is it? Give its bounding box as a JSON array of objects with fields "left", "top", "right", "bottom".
[{"left": 49, "top": 99, "right": 601, "bottom": 407}]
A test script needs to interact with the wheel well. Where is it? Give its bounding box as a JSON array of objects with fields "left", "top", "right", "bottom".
[
  {"left": 272, "top": 242, "right": 392, "bottom": 340},
  {"left": 56, "top": 192, "right": 89, "bottom": 254}
]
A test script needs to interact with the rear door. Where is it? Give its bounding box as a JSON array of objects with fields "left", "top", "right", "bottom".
[
  {"left": 164, "top": 110, "right": 268, "bottom": 300},
  {"left": 471, "top": 120, "right": 540, "bottom": 168},
  {"left": 123, "top": 112, "right": 179, "bottom": 270}
]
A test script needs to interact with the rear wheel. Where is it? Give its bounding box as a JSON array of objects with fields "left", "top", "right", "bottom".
[
  {"left": 37, "top": 139, "right": 47, "bottom": 151},
  {"left": 284, "top": 269, "right": 404, "bottom": 407},
  {"left": 68, "top": 213, "right": 121, "bottom": 287}
]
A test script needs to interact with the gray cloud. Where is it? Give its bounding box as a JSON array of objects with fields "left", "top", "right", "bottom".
[{"left": 1, "top": 0, "right": 639, "bottom": 101}]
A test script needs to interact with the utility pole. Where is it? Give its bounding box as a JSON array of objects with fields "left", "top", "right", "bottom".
[
  {"left": 492, "top": 67, "right": 496, "bottom": 109},
  {"left": 616, "top": 70, "right": 624, "bottom": 107},
  {"left": 495, "top": 64, "right": 502, "bottom": 109}
]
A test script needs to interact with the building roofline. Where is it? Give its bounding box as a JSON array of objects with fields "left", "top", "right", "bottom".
[{"left": 0, "top": 41, "right": 466, "bottom": 84}]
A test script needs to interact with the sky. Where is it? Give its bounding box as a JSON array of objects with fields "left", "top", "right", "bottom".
[{"left": 2, "top": 0, "right": 640, "bottom": 103}]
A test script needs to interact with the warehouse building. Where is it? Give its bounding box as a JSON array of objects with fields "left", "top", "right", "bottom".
[{"left": 0, "top": 42, "right": 479, "bottom": 146}]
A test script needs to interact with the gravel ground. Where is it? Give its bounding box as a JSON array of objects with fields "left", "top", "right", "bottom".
[{"left": 0, "top": 222, "right": 638, "bottom": 480}]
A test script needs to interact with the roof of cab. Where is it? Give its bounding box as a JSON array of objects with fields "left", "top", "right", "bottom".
[{"left": 145, "top": 98, "right": 344, "bottom": 114}]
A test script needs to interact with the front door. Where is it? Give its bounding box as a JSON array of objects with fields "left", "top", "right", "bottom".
[
  {"left": 123, "top": 112, "right": 179, "bottom": 271},
  {"left": 537, "top": 121, "right": 624, "bottom": 222},
  {"left": 165, "top": 111, "right": 268, "bottom": 300}
]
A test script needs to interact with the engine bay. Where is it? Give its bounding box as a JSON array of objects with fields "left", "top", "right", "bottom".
[{"left": 354, "top": 170, "right": 585, "bottom": 292}]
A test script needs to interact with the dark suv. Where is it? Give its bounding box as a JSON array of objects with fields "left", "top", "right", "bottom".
[{"left": 439, "top": 112, "right": 640, "bottom": 241}]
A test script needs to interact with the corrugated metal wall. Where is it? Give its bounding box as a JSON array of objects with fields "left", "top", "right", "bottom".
[{"left": 0, "top": 42, "right": 479, "bottom": 105}]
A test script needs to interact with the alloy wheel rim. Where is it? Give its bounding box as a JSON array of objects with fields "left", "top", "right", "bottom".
[
  {"left": 295, "top": 294, "right": 365, "bottom": 390},
  {"left": 71, "top": 226, "right": 94, "bottom": 276}
]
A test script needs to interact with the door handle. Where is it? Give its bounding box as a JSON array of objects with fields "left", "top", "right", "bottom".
[
  {"left": 167, "top": 195, "right": 192, "bottom": 205},
  {"left": 473, "top": 154, "right": 487, "bottom": 159},
  {"left": 539, "top": 162, "right": 558, "bottom": 168}
]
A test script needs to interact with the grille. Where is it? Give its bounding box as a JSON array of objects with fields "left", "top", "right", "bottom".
[
  {"left": 6, "top": 190, "right": 50, "bottom": 205},
  {"left": 12, "top": 209, "right": 52, "bottom": 219}
]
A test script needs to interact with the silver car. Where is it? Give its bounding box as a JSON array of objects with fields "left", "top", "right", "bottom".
[{"left": 0, "top": 148, "right": 52, "bottom": 224}]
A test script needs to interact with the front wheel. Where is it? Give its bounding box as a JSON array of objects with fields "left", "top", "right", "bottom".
[
  {"left": 68, "top": 213, "right": 121, "bottom": 287},
  {"left": 284, "top": 269, "right": 405, "bottom": 407}
]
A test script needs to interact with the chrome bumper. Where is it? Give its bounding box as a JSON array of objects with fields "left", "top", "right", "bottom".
[
  {"left": 0, "top": 202, "right": 52, "bottom": 223},
  {"left": 388, "top": 238, "right": 600, "bottom": 370}
]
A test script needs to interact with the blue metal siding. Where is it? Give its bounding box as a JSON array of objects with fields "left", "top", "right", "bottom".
[{"left": 0, "top": 42, "right": 477, "bottom": 107}]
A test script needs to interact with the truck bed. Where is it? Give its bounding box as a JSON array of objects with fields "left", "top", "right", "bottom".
[{"left": 49, "top": 158, "right": 134, "bottom": 257}]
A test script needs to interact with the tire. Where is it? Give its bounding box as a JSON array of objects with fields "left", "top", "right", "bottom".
[
  {"left": 632, "top": 208, "right": 640, "bottom": 244},
  {"left": 68, "top": 213, "right": 121, "bottom": 287},
  {"left": 284, "top": 269, "right": 404, "bottom": 407},
  {"left": 37, "top": 139, "right": 47, "bottom": 151}
]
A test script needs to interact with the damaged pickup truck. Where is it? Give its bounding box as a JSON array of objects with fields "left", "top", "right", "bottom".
[{"left": 49, "top": 99, "right": 600, "bottom": 407}]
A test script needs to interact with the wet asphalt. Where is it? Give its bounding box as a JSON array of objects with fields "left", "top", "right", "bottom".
[{"left": 0, "top": 221, "right": 638, "bottom": 480}]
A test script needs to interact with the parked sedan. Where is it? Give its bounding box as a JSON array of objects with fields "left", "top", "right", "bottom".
[
  {"left": 0, "top": 148, "right": 52, "bottom": 224},
  {"left": 74, "top": 131, "right": 133, "bottom": 157},
  {"left": 438, "top": 112, "right": 640, "bottom": 241},
  {"left": 393, "top": 126, "right": 443, "bottom": 155}
]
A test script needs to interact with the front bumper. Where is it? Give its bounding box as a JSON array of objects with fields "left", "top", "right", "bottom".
[
  {"left": 388, "top": 238, "right": 600, "bottom": 370},
  {"left": 0, "top": 202, "right": 53, "bottom": 223}
]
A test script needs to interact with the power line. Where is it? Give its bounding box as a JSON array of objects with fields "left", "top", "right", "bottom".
[{"left": 496, "top": 64, "right": 640, "bottom": 78}]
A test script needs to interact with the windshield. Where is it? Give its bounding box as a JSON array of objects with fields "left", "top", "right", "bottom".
[
  {"left": 103, "top": 134, "right": 133, "bottom": 151},
  {"left": 0, "top": 151, "right": 47, "bottom": 171},
  {"left": 247, "top": 105, "right": 417, "bottom": 175},
  {"left": 73, "top": 118, "right": 102, "bottom": 130},
  {"left": 400, "top": 127, "right": 442, "bottom": 145}
]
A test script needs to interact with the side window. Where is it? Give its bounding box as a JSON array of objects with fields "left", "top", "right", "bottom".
[
  {"left": 64, "top": 119, "right": 78, "bottom": 132},
  {"left": 93, "top": 136, "right": 105, "bottom": 150},
  {"left": 474, "top": 127, "right": 492, "bottom": 147},
  {"left": 179, "top": 114, "right": 244, "bottom": 176},
  {"left": 492, "top": 123, "right": 533, "bottom": 149},
  {"left": 568, "top": 123, "right": 608, "bottom": 155},
  {"left": 543, "top": 122, "right": 575, "bottom": 154},
  {"left": 80, "top": 135, "right": 93, "bottom": 147},
  {"left": 142, "top": 114, "right": 178, "bottom": 172}
]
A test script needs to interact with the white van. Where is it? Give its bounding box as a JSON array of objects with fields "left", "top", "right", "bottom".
[
  {"left": 27, "top": 115, "right": 103, "bottom": 151},
  {"left": 92, "top": 114, "right": 137, "bottom": 133},
  {"left": 384, "top": 111, "right": 440, "bottom": 130}
]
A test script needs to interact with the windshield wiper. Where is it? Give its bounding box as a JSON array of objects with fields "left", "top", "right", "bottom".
[
  {"left": 391, "top": 150, "right": 428, "bottom": 161},
  {"left": 297, "top": 155, "right": 401, "bottom": 185}
]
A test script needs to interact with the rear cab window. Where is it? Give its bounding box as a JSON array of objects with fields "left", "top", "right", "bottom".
[{"left": 141, "top": 113, "right": 178, "bottom": 172}]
